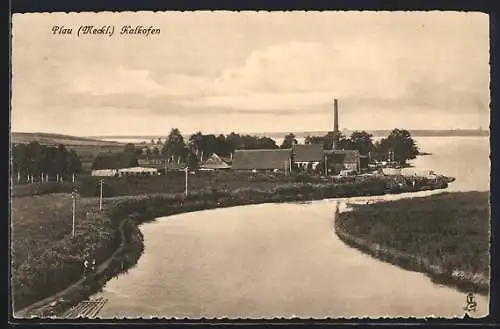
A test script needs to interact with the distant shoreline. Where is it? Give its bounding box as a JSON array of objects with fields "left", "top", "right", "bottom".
[{"left": 88, "top": 129, "right": 490, "bottom": 141}]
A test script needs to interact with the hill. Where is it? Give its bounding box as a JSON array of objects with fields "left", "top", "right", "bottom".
[
  {"left": 11, "top": 132, "right": 127, "bottom": 172},
  {"left": 11, "top": 132, "right": 126, "bottom": 146}
]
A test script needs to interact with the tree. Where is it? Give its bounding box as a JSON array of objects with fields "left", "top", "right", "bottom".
[
  {"left": 151, "top": 147, "right": 160, "bottom": 156},
  {"left": 225, "top": 132, "right": 242, "bottom": 153},
  {"left": 255, "top": 137, "right": 279, "bottom": 149},
  {"left": 280, "top": 133, "right": 298, "bottom": 149},
  {"left": 215, "top": 134, "right": 228, "bottom": 156},
  {"left": 323, "top": 131, "right": 347, "bottom": 150},
  {"left": 11, "top": 142, "right": 83, "bottom": 183},
  {"left": 376, "top": 129, "right": 419, "bottom": 165},
  {"left": 305, "top": 135, "right": 324, "bottom": 145},
  {"left": 188, "top": 132, "right": 204, "bottom": 156},
  {"left": 124, "top": 143, "right": 136, "bottom": 153},
  {"left": 54, "top": 144, "right": 68, "bottom": 180},
  {"left": 12, "top": 144, "right": 28, "bottom": 179},
  {"left": 66, "top": 150, "right": 82, "bottom": 179},
  {"left": 25, "top": 141, "right": 44, "bottom": 177},
  {"left": 162, "top": 128, "right": 187, "bottom": 162},
  {"left": 350, "top": 131, "right": 374, "bottom": 155},
  {"left": 185, "top": 148, "right": 200, "bottom": 170}
]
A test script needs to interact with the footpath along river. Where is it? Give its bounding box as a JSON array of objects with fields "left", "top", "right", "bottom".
[{"left": 89, "top": 189, "right": 488, "bottom": 319}]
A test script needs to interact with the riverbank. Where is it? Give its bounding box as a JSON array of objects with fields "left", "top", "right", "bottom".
[
  {"left": 335, "top": 191, "right": 490, "bottom": 296},
  {"left": 12, "top": 176, "right": 452, "bottom": 317}
]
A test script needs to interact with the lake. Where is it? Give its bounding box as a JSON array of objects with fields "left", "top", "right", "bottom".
[
  {"left": 409, "top": 136, "right": 490, "bottom": 192},
  {"left": 89, "top": 136, "right": 489, "bottom": 319}
]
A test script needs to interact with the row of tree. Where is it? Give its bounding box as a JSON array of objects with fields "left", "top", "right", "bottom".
[
  {"left": 11, "top": 142, "right": 82, "bottom": 184},
  {"left": 303, "top": 129, "right": 419, "bottom": 164},
  {"left": 127, "top": 129, "right": 280, "bottom": 162},
  {"left": 129, "top": 128, "right": 420, "bottom": 166}
]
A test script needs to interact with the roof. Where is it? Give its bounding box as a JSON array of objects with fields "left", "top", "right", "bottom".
[
  {"left": 91, "top": 152, "right": 138, "bottom": 170},
  {"left": 202, "top": 153, "right": 231, "bottom": 169},
  {"left": 292, "top": 144, "right": 324, "bottom": 162},
  {"left": 118, "top": 167, "right": 158, "bottom": 173},
  {"left": 220, "top": 156, "right": 232, "bottom": 164},
  {"left": 324, "top": 150, "right": 360, "bottom": 164},
  {"left": 232, "top": 149, "right": 292, "bottom": 170}
]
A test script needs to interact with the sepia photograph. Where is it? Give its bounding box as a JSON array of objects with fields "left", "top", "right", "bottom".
[{"left": 10, "top": 11, "right": 490, "bottom": 319}]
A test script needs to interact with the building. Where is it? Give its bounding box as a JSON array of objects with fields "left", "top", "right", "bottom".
[
  {"left": 232, "top": 149, "right": 292, "bottom": 172},
  {"left": 91, "top": 169, "right": 119, "bottom": 177},
  {"left": 138, "top": 156, "right": 187, "bottom": 172},
  {"left": 201, "top": 153, "right": 231, "bottom": 170},
  {"left": 324, "top": 149, "right": 361, "bottom": 174},
  {"left": 292, "top": 144, "right": 323, "bottom": 171},
  {"left": 91, "top": 152, "right": 138, "bottom": 177},
  {"left": 138, "top": 156, "right": 168, "bottom": 168},
  {"left": 117, "top": 166, "right": 158, "bottom": 176}
]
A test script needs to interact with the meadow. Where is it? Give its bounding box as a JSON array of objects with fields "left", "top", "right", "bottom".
[{"left": 335, "top": 191, "right": 490, "bottom": 294}]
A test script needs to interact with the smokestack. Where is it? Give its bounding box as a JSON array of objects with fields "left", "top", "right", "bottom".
[
  {"left": 334, "top": 99, "right": 339, "bottom": 134},
  {"left": 333, "top": 99, "right": 339, "bottom": 150}
]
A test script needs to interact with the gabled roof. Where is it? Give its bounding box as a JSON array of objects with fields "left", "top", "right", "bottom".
[
  {"left": 202, "top": 153, "right": 231, "bottom": 169},
  {"left": 292, "top": 144, "right": 324, "bottom": 162},
  {"left": 220, "top": 156, "right": 232, "bottom": 164},
  {"left": 232, "top": 149, "right": 291, "bottom": 170},
  {"left": 324, "top": 149, "right": 360, "bottom": 163}
]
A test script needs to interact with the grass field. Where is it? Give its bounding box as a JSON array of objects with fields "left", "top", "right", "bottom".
[
  {"left": 335, "top": 191, "right": 490, "bottom": 293},
  {"left": 10, "top": 194, "right": 120, "bottom": 311}
]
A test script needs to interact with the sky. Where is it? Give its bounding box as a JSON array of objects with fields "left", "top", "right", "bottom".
[{"left": 11, "top": 11, "right": 490, "bottom": 137}]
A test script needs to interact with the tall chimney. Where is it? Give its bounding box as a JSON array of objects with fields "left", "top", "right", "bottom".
[
  {"left": 333, "top": 98, "right": 339, "bottom": 150},
  {"left": 334, "top": 98, "right": 339, "bottom": 133}
]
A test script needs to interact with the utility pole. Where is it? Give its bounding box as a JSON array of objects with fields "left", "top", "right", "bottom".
[
  {"left": 71, "top": 188, "right": 79, "bottom": 238},
  {"left": 324, "top": 154, "right": 328, "bottom": 176},
  {"left": 184, "top": 167, "right": 188, "bottom": 197},
  {"left": 99, "top": 179, "right": 104, "bottom": 211}
]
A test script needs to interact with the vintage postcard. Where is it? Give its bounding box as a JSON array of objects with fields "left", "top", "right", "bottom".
[{"left": 10, "top": 11, "right": 490, "bottom": 319}]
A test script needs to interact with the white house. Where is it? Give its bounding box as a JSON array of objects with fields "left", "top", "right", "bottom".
[
  {"left": 91, "top": 169, "right": 119, "bottom": 177},
  {"left": 117, "top": 167, "right": 158, "bottom": 176}
]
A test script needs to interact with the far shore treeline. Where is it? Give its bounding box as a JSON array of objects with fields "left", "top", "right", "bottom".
[
  {"left": 134, "top": 128, "right": 419, "bottom": 165},
  {"left": 11, "top": 128, "right": 419, "bottom": 182}
]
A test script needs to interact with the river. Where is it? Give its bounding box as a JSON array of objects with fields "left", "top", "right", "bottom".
[{"left": 90, "top": 136, "right": 489, "bottom": 319}]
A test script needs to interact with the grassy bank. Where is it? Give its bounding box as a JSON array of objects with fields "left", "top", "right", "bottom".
[
  {"left": 335, "top": 191, "right": 490, "bottom": 295},
  {"left": 12, "top": 175, "right": 452, "bottom": 316}
]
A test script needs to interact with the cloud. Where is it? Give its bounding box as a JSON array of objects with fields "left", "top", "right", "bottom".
[
  {"left": 66, "top": 65, "right": 166, "bottom": 96},
  {"left": 20, "top": 39, "right": 490, "bottom": 119}
]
